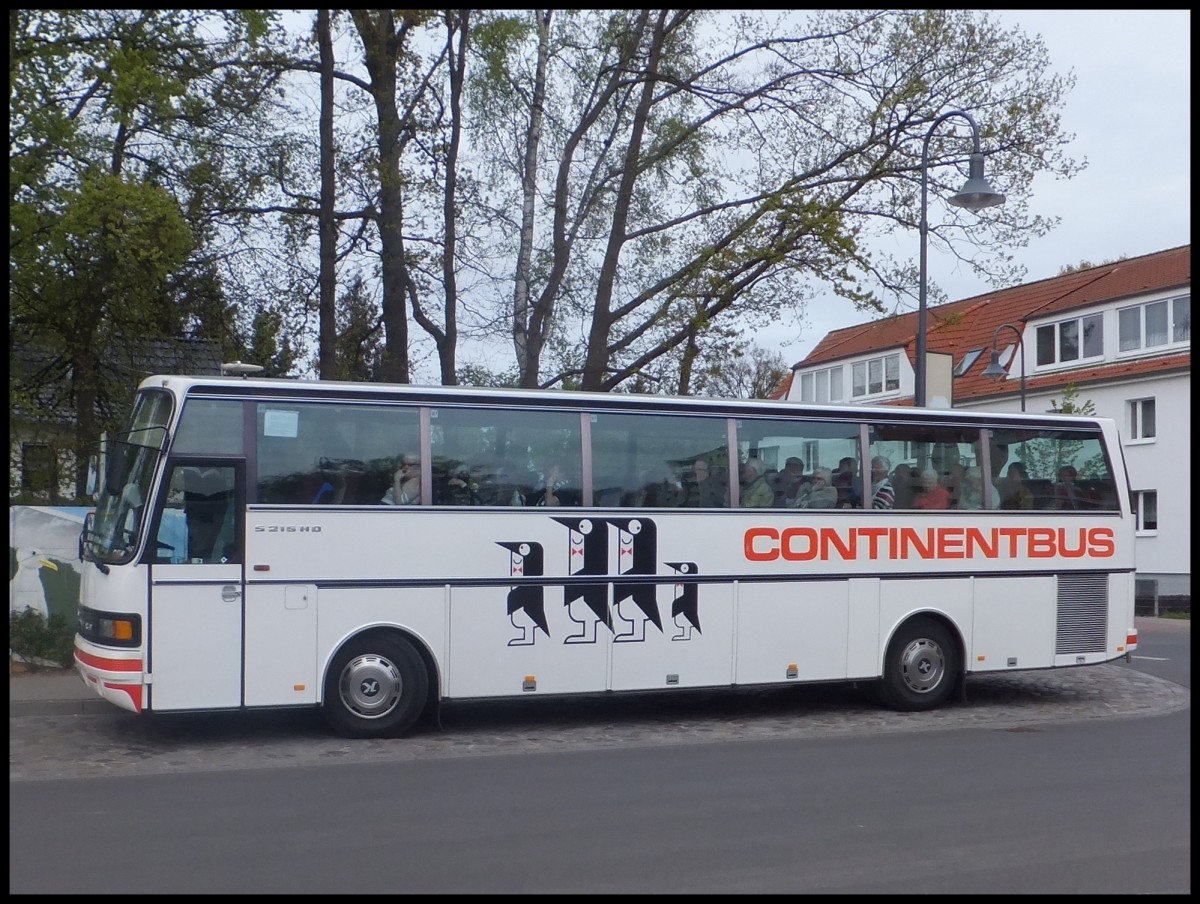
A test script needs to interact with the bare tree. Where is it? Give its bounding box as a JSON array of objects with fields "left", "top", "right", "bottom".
[{"left": 467, "top": 9, "right": 1077, "bottom": 392}]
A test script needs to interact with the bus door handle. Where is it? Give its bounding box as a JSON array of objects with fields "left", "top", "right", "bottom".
[{"left": 221, "top": 585, "right": 242, "bottom": 602}]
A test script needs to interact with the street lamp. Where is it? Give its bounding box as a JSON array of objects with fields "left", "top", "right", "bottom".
[
  {"left": 915, "top": 110, "right": 1007, "bottom": 408},
  {"left": 982, "top": 322, "right": 1026, "bottom": 412}
]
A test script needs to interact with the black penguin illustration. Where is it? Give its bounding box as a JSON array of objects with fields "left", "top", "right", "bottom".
[
  {"left": 552, "top": 517, "right": 612, "bottom": 642},
  {"left": 610, "top": 517, "right": 662, "bottom": 641},
  {"left": 497, "top": 541, "right": 549, "bottom": 645},
  {"left": 665, "top": 561, "right": 701, "bottom": 640}
]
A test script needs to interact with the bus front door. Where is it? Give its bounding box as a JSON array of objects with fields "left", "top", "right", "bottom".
[{"left": 146, "top": 461, "right": 245, "bottom": 711}]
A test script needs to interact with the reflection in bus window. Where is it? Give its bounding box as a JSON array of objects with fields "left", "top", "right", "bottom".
[
  {"left": 255, "top": 402, "right": 419, "bottom": 505},
  {"left": 590, "top": 412, "right": 727, "bottom": 508},
  {"left": 430, "top": 406, "right": 582, "bottom": 507},
  {"left": 989, "top": 427, "right": 1117, "bottom": 511}
]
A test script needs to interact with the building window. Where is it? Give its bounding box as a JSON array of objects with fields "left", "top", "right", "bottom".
[
  {"left": 1119, "top": 295, "right": 1190, "bottom": 353},
  {"left": 1173, "top": 295, "right": 1191, "bottom": 342},
  {"left": 800, "top": 372, "right": 813, "bottom": 401},
  {"left": 20, "top": 443, "right": 58, "bottom": 495},
  {"left": 1035, "top": 313, "right": 1103, "bottom": 366},
  {"left": 797, "top": 364, "right": 845, "bottom": 403},
  {"left": 849, "top": 353, "right": 900, "bottom": 400},
  {"left": 1132, "top": 490, "right": 1157, "bottom": 532},
  {"left": 867, "top": 358, "right": 882, "bottom": 394},
  {"left": 815, "top": 369, "right": 828, "bottom": 402},
  {"left": 1128, "top": 398, "right": 1156, "bottom": 441}
]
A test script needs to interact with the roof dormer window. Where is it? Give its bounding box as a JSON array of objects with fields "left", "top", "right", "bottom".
[
  {"left": 1036, "top": 313, "right": 1103, "bottom": 367},
  {"left": 1118, "top": 295, "right": 1190, "bottom": 353},
  {"left": 954, "top": 348, "right": 983, "bottom": 376}
]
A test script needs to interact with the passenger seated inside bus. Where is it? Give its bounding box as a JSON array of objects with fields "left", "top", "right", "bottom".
[
  {"left": 381, "top": 453, "right": 421, "bottom": 505},
  {"left": 739, "top": 458, "right": 775, "bottom": 507},
  {"left": 683, "top": 459, "right": 726, "bottom": 507},
  {"left": 793, "top": 467, "right": 838, "bottom": 508},
  {"left": 912, "top": 469, "right": 950, "bottom": 509},
  {"left": 956, "top": 466, "right": 998, "bottom": 509}
]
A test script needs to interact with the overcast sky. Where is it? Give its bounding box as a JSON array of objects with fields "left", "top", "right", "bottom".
[{"left": 774, "top": 9, "right": 1192, "bottom": 366}]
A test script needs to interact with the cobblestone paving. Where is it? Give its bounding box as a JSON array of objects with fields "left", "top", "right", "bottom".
[{"left": 9, "top": 662, "right": 1188, "bottom": 783}]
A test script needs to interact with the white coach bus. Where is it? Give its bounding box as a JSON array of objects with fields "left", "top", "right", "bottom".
[{"left": 75, "top": 373, "right": 1138, "bottom": 738}]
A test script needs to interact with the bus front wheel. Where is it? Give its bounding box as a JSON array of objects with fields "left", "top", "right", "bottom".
[
  {"left": 323, "top": 634, "right": 428, "bottom": 739},
  {"left": 878, "top": 617, "right": 958, "bottom": 711}
]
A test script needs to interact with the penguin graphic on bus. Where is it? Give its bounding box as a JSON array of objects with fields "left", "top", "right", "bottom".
[{"left": 497, "top": 541, "right": 549, "bottom": 646}]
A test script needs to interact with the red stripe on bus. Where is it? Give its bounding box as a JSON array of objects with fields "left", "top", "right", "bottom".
[
  {"left": 105, "top": 682, "right": 143, "bottom": 713},
  {"left": 75, "top": 649, "right": 143, "bottom": 672}
]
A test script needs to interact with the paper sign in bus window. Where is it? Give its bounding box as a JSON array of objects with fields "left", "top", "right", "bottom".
[{"left": 263, "top": 409, "right": 299, "bottom": 438}]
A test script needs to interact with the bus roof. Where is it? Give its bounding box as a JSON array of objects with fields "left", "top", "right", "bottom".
[{"left": 138, "top": 373, "right": 1114, "bottom": 431}]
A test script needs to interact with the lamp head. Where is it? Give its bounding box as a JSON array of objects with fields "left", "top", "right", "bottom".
[
  {"left": 982, "top": 349, "right": 1007, "bottom": 380},
  {"left": 948, "top": 153, "right": 1006, "bottom": 211}
]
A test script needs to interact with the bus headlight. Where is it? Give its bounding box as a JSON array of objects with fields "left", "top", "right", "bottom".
[
  {"left": 77, "top": 606, "right": 141, "bottom": 647},
  {"left": 99, "top": 618, "right": 135, "bottom": 641}
]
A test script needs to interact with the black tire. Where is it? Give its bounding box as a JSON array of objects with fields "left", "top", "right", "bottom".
[
  {"left": 322, "top": 634, "right": 428, "bottom": 739},
  {"left": 878, "top": 617, "right": 958, "bottom": 712}
]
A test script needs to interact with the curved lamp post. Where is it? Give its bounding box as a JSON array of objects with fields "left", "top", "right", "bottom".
[
  {"left": 915, "top": 110, "right": 1007, "bottom": 407},
  {"left": 982, "top": 322, "right": 1026, "bottom": 412}
]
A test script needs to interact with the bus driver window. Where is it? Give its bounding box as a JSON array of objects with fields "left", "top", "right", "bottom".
[{"left": 156, "top": 465, "right": 238, "bottom": 564}]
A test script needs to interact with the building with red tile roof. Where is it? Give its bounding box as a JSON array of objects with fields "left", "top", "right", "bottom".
[{"left": 781, "top": 244, "right": 1190, "bottom": 605}]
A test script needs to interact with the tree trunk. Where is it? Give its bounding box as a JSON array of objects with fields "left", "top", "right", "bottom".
[
  {"left": 351, "top": 9, "right": 411, "bottom": 384},
  {"left": 316, "top": 9, "right": 338, "bottom": 379},
  {"left": 514, "top": 10, "right": 552, "bottom": 388}
]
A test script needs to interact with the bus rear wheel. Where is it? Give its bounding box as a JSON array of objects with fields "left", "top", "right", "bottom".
[
  {"left": 323, "top": 634, "right": 428, "bottom": 739},
  {"left": 878, "top": 617, "right": 958, "bottom": 711}
]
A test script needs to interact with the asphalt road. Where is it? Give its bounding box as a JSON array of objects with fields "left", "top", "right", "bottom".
[{"left": 9, "top": 617, "right": 1190, "bottom": 893}]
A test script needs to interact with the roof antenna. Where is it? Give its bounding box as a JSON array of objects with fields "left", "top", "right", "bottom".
[{"left": 221, "top": 361, "right": 265, "bottom": 378}]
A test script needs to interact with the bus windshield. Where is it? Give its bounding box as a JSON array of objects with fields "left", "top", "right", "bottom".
[{"left": 85, "top": 390, "right": 173, "bottom": 565}]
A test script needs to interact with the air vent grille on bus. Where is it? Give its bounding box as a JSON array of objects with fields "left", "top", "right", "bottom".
[{"left": 1055, "top": 573, "right": 1109, "bottom": 655}]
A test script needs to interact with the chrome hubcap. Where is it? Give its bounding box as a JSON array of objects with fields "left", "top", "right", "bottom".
[
  {"left": 898, "top": 637, "right": 945, "bottom": 694},
  {"left": 339, "top": 654, "right": 403, "bottom": 719}
]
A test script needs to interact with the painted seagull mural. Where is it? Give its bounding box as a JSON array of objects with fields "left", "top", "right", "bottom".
[
  {"left": 551, "top": 517, "right": 611, "bottom": 643},
  {"left": 11, "top": 548, "right": 59, "bottom": 620},
  {"left": 665, "top": 561, "right": 701, "bottom": 641},
  {"left": 610, "top": 517, "right": 662, "bottom": 642},
  {"left": 497, "top": 541, "right": 549, "bottom": 645}
]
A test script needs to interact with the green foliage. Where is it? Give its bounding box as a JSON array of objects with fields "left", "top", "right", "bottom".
[
  {"left": 9, "top": 609, "right": 76, "bottom": 669},
  {"left": 1048, "top": 382, "right": 1096, "bottom": 416},
  {"left": 1058, "top": 256, "right": 1127, "bottom": 276},
  {"left": 456, "top": 363, "right": 520, "bottom": 388},
  {"left": 332, "top": 275, "right": 385, "bottom": 382},
  {"left": 249, "top": 310, "right": 299, "bottom": 378}
]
